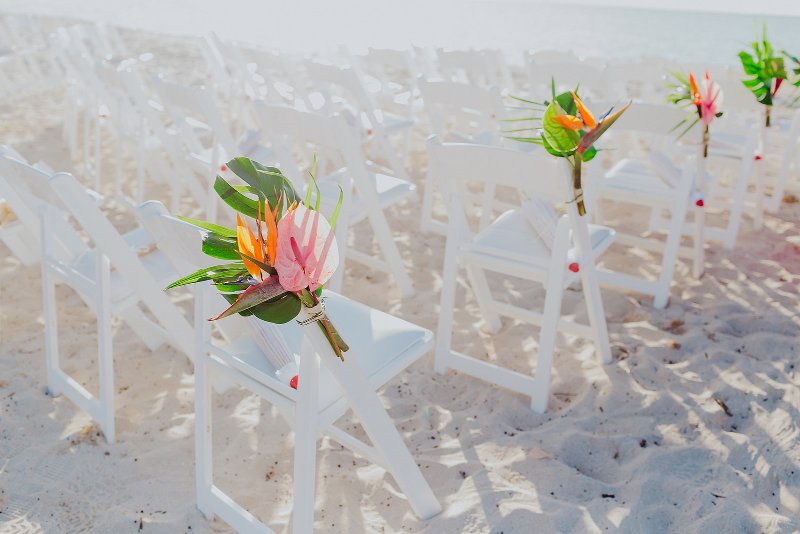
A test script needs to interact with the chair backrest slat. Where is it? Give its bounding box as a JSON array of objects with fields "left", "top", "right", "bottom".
[{"left": 426, "top": 137, "right": 572, "bottom": 205}]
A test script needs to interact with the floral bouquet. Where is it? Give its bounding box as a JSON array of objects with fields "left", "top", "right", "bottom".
[
  {"left": 506, "top": 83, "right": 631, "bottom": 215},
  {"left": 167, "top": 157, "right": 348, "bottom": 387},
  {"left": 739, "top": 25, "right": 788, "bottom": 127},
  {"left": 666, "top": 71, "right": 724, "bottom": 157}
]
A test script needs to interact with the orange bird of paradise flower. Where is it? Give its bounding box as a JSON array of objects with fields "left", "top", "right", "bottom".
[
  {"left": 552, "top": 92, "right": 598, "bottom": 131},
  {"left": 236, "top": 198, "right": 281, "bottom": 279},
  {"left": 688, "top": 73, "right": 701, "bottom": 105}
]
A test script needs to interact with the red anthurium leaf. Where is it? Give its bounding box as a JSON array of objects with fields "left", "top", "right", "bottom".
[{"left": 209, "top": 276, "right": 288, "bottom": 321}]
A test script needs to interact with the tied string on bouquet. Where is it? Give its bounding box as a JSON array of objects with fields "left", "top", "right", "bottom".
[
  {"left": 503, "top": 80, "right": 631, "bottom": 216},
  {"left": 166, "top": 156, "right": 348, "bottom": 390}
]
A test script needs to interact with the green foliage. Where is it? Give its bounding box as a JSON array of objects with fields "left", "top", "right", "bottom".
[
  {"left": 739, "top": 25, "right": 787, "bottom": 106},
  {"left": 166, "top": 156, "right": 348, "bottom": 327},
  {"left": 542, "top": 99, "right": 580, "bottom": 157},
  {"left": 166, "top": 262, "right": 248, "bottom": 289}
]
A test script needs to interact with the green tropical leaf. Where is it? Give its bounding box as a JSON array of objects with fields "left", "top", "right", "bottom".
[
  {"left": 542, "top": 100, "right": 580, "bottom": 157},
  {"left": 581, "top": 145, "right": 597, "bottom": 162},
  {"left": 176, "top": 216, "right": 236, "bottom": 237},
  {"left": 166, "top": 263, "right": 247, "bottom": 289},
  {"left": 226, "top": 157, "right": 299, "bottom": 216},
  {"left": 202, "top": 232, "right": 241, "bottom": 260},
  {"left": 214, "top": 174, "right": 261, "bottom": 218},
  {"left": 210, "top": 276, "right": 289, "bottom": 320}
]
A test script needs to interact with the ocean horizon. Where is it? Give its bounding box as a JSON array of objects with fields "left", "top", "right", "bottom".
[{"left": 2, "top": 0, "right": 799, "bottom": 65}]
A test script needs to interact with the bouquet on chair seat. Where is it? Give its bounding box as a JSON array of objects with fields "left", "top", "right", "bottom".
[
  {"left": 506, "top": 81, "right": 631, "bottom": 216},
  {"left": 166, "top": 157, "right": 349, "bottom": 385}
]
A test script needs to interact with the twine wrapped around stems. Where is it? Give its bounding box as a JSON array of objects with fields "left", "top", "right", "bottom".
[{"left": 296, "top": 289, "right": 349, "bottom": 361}]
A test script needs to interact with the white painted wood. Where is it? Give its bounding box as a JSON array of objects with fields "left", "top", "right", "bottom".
[{"left": 430, "top": 138, "right": 615, "bottom": 412}]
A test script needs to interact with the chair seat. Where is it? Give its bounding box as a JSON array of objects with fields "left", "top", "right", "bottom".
[
  {"left": 599, "top": 158, "right": 678, "bottom": 207},
  {"left": 222, "top": 292, "right": 433, "bottom": 413},
  {"left": 463, "top": 209, "right": 615, "bottom": 275},
  {"left": 69, "top": 227, "right": 176, "bottom": 307}
]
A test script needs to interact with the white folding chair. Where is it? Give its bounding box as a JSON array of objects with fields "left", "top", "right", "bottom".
[
  {"left": 589, "top": 103, "right": 700, "bottom": 308},
  {"left": 0, "top": 146, "right": 40, "bottom": 264},
  {"left": 305, "top": 61, "right": 413, "bottom": 183},
  {"left": 417, "top": 79, "right": 507, "bottom": 234},
  {"left": 135, "top": 200, "right": 442, "bottom": 533},
  {"left": 430, "top": 138, "right": 614, "bottom": 413},
  {"left": 0, "top": 156, "right": 194, "bottom": 443},
  {"left": 253, "top": 102, "right": 415, "bottom": 296}
]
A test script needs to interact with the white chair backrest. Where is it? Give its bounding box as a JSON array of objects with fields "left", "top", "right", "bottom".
[
  {"left": 134, "top": 200, "right": 267, "bottom": 343},
  {"left": 600, "top": 102, "right": 685, "bottom": 135},
  {"left": 427, "top": 136, "right": 572, "bottom": 207},
  {"left": 136, "top": 200, "right": 218, "bottom": 274},
  {"left": 253, "top": 101, "right": 362, "bottom": 182},
  {"left": 305, "top": 61, "right": 375, "bottom": 116},
  {"left": 0, "top": 155, "right": 87, "bottom": 263},
  {"left": 360, "top": 48, "right": 416, "bottom": 83},
  {"left": 603, "top": 62, "right": 666, "bottom": 101},
  {"left": 153, "top": 78, "right": 238, "bottom": 156},
  {"left": 418, "top": 79, "right": 505, "bottom": 141},
  {"left": 48, "top": 173, "right": 194, "bottom": 349},
  {"left": 249, "top": 49, "right": 310, "bottom": 106},
  {"left": 436, "top": 49, "right": 512, "bottom": 89}
]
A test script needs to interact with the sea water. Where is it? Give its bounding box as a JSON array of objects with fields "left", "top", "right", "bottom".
[{"left": 1, "top": 0, "right": 798, "bottom": 65}]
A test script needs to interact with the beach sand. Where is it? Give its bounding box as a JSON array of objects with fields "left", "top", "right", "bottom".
[{"left": 1, "top": 27, "right": 799, "bottom": 534}]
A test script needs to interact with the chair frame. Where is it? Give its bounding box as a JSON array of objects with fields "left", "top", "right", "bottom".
[{"left": 430, "top": 138, "right": 613, "bottom": 413}]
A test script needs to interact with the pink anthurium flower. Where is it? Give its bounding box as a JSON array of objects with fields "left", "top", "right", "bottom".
[
  {"left": 275, "top": 203, "right": 339, "bottom": 292},
  {"left": 699, "top": 72, "right": 723, "bottom": 126}
]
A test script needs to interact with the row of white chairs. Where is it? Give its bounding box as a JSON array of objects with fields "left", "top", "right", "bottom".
[{"left": 0, "top": 148, "right": 442, "bottom": 532}]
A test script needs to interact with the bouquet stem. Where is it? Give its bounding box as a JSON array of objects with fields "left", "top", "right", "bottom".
[
  {"left": 572, "top": 157, "right": 586, "bottom": 216},
  {"left": 765, "top": 106, "right": 771, "bottom": 128},
  {"left": 702, "top": 125, "right": 709, "bottom": 158},
  {"left": 298, "top": 289, "right": 349, "bottom": 361}
]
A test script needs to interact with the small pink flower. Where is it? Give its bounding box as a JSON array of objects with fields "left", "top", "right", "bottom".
[
  {"left": 274, "top": 203, "right": 339, "bottom": 292},
  {"left": 699, "top": 73, "right": 723, "bottom": 126}
]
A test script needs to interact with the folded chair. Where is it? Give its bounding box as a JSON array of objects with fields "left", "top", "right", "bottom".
[
  {"left": 253, "top": 102, "right": 415, "bottom": 296},
  {"left": 429, "top": 138, "right": 614, "bottom": 413},
  {"left": 0, "top": 155, "right": 194, "bottom": 443},
  {"left": 136, "top": 200, "right": 442, "bottom": 533},
  {"left": 589, "top": 103, "right": 699, "bottom": 308}
]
